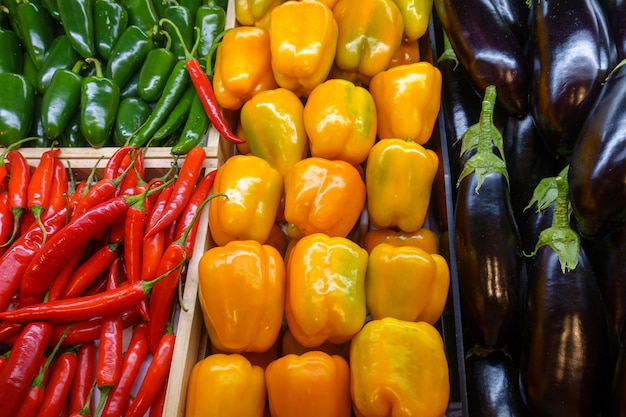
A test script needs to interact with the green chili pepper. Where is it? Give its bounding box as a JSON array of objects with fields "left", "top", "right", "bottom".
[
  {"left": 137, "top": 32, "right": 177, "bottom": 102},
  {"left": 36, "top": 34, "right": 82, "bottom": 94},
  {"left": 105, "top": 24, "right": 156, "bottom": 90},
  {"left": 39, "top": 0, "right": 61, "bottom": 21},
  {"left": 0, "top": 28, "right": 24, "bottom": 73},
  {"left": 0, "top": 73, "right": 35, "bottom": 147},
  {"left": 180, "top": 0, "right": 202, "bottom": 21},
  {"left": 59, "top": 113, "right": 90, "bottom": 147},
  {"left": 161, "top": 3, "right": 193, "bottom": 61},
  {"left": 120, "top": 70, "right": 141, "bottom": 99},
  {"left": 41, "top": 60, "right": 86, "bottom": 139},
  {"left": 94, "top": 0, "right": 129, "bottom": 61},
  {"left": 21, "top": 52, "right": 39, "bottom": 89},
  {"left": 58, "top": 0, "right": 95, "bottom": 59},
  {"left": 14, "top": 0, "right": 57, "bottom": 70},
  {"left": 113, "top": 96, "right": 152, "bottom": 146},
  {"left": 80, "top": 58, "right": 120, "bottom": 148},
  {"left": 119, "top": 0, "right": 160, "bottom": 36},
  {"left": 128, "top": 59, "right": 190, "bottom": 147},
  {"left": 28, "top": 94, "right": 55, "bottom": 148},
  {"left": 195, "top": 2, "right": 225, "bottom": 71},
  {"left": 152, "top": 83, "right": 196, "bottom": 140},
  {"left": 171, "top": 93, "right": 210, "bottom": 155}
]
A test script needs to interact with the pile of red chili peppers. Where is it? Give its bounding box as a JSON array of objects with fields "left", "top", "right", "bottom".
[{"left": 0, "top": 144, "right": 219, "bottom": 417}]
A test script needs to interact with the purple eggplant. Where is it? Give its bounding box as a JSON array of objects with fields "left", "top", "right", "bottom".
[{"left": 598, "top": 0, "right": 626, "bottom": 60}]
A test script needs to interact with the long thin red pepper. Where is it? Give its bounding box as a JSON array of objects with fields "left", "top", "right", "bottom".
[
  {"left": 100, "top": 323, "right": 149, "bottom": 417},
  {"left": 48, "top": 248, "right": 87, "bottom": 302},
  {"left": 37, "top": 349, "right": 78, "bottom": 417},
  {"left": 122, "top": 332, "right": 176, "bottom": 417},
  {"left": 70, "top": 342, "right": 96, "bottom": 416},
  {"left": 0, "top": 322, "right": 53, "bottom": 417},
  {"left": 0, "top": 321, "right": 23, "bottom": 344},
  {"left": 28, "top": 147, "right": 61, "bottom": 246},
  {"left": 69, "top": 380, "right": 96, "bottom": 417},
  {"left": 104, "top": 146, "right": 133, "bottom": 180},
  {"left": 141, "top": 183, "right": 174, "bottom": 282},
  {"left": 144, "top": 146, "right": 206, "bottom": 238},
  {"left": 47, "top": 157, "right": 69, "bottom": 215},
  {"left": 148, "top": 376, "right": 168, "bottom": 417},
  {"left": 3, "top": 150, "right": 31, "bottom": 247},
  {"left": 0, "top": 191, "right": 13, "bottom": 256}
]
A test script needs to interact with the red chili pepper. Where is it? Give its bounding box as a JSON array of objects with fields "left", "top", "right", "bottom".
[
  {"left": 28, "top": 148, "right": 61, "bottom": 246},
  {"left": 0, "top": 321, "right": 23, "bottom": 343},
  {"left": 47, "top": 157, "right": 69, "bottom": 215},
  {"left": 13, "top": 356, "right": 50, "bottom": 417},
  {"left": 0, "top": 191, "right": 13, "bottom": 256},
  {"left": 148, "top": 376, "right": 168, "bottom": 417},
  {"left": 69, "top": 342, "right": 96, "bottom": 416},
  {"left": 117, "top": 149, "right": 144, "bottom": 197},
  {"left": 62, "top": 240, "right": 122, "bottom": 300},
  {"left": 0, "top": 322, "right": 53, "bottom": 417},
  {"left": 104, "top": 146, "right": 133, "bottom": 180},
  {"left": 122, "top": 332, "right": 175, "bottom": 417},
  {"left": 100, "top": 323, "right": 149, "bottom": 417},
  {"left": 3, "top": 150, "right": 31, "bottom": 247},
  {"left": 144, "top": 146, "right": 206, "bottom": 238},
  {"left": 48, "top": 248, "right": 87, "bottom": 302},
  {"left": 140, "top": 183, "right": 174, "bottom": 282},
  {"left": 124, "top": 191, "right": 149, "bottom": 285},
  {"left": 37, "top": 349, "right": 78, "bottom": 417},
  {"left": 69, "top": 379, "right": 96, "bottom": 417},
  {"left": 0, "top": 207, "right": 68, "bottom": 311}
]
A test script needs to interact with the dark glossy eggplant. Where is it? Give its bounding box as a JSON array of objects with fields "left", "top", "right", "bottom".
[
  {"left": 465, "top": 349, "right": 532, "bottom": 417},
  {"left": 454, "top": 86, "right": 527, "bottom": 350},
  {"left": 490, "top": 0, "right": 530, "bottom": 41},
  {"left": 609, "top": 323, "right": 626, "bottom": 417},
  {"left": 433, "top": 0, "right": 529, "bottom": 116},
  {"left": 598, "top": 0, "right": 626, "bottom": 60},
  {"left": 527, "top": 0, "right": 617, "bottom": 156},
  {"left": 568, "top": 61, "right": 626, "bottom": 240}
]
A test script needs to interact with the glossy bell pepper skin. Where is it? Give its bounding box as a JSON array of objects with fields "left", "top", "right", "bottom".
[
  {"left": 366, "top": 138, "right": 439, "bottom": 233},
  {"left": 366, "top": 243, "right": 449, "bottom": 324},
  {"left": 58, "top": 0, "right": 96, "bottom": 59},
  {"left": 36, "top": 34, "right": 82, "bottom": 94},
  {"left": 235, "top": 0, "right": 284, "bottom": 28},
  {"left": 0, "top": 29, "right": 23, "bottom": 74},
  {"left": 369, "top": 62, "right": 441, "bottom": 144},
  {"left": 265, "top": 351, "right": 351, "bottom": 417},
  {"left": 14, "top": 0, "right": 56, "bottom": 70},
  {"left": 434, "top": 0, "right": 529, "bottom": 116},
  {"left": 568, "top": 61, "right": 626, "bottom": 240},
  {"left": 390, "top": 0, "right": 432, "bottom": 41},
  {"left": 209, "top": 155, "right": 284, "bottom": 246},
  {"left": 350, "top": 317, "right": 450, "bottom": 417},
  {"left": 105, "top": 25, "right": 156, "bottom": 91},
  {"left": 161, "top": 3, "right": 194, "bottom": 61},
  {"left": 333, "top": 0, "right": 404, "bottom": 80},
  {"left": 195, "top": 2, "right": 226, "bottom": 71},
  {"left": 41, "top": 60, "right": 85, "bottom": 140},
  {"left": 119, "top": 0, "right": 160, "bottom": 36},
  {"left": 528, "top": 0, "right": 616, "bottom": 156},
  {"left": 94, "top": 0, "right": 129, "bottom": 61},
  {"left": 213, "top": 25, "right": 278, "bottom": 110},
  {"left": 0, "top": 73, "right": 34, "bottom": 147},
  {"left": 362, "top": 227, "right": 439, "bottom": 254},
  {"left": 239, "top": 88, "right": 308, "bottom": 177},
  {"left": 186, "top": 353, "right": 267, "bottom": 417},
  {"left": 137, "top": 45, "right": 177, "bottom": 103},
  {"left": 388, "top": 36, "right": 421, "bottom": 68},
  {"left": 198, "top": 240, "right": 285, "bottom": 353},
  {"left": 268, "top": 0, "right": 337, "bottom": 96},
  {"left": 80, "top": 58, "right": 120, "bottom": 147},
  {"left": 303, "top": 78, "right": 377, "bottom": 166},
  {"left": 113, "top": 97, "right": 152, "bottom": 146},
  {"left": 284, "top": 157, "right": 366, "bottom": 239},
  {"left": 285, "top": 233, "right": 368, "bottom": 348}
]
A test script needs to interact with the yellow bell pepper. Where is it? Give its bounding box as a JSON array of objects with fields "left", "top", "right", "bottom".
[
  {"left": 209, "top": 154, "right": 283, "bottom": 247},
  {"left": 198, "top": 240, "right": 285, "bottom": 353},
  {"left": 240, "top": 87, "right": 309, "bottom": 177},
  {"left": 235, "top": 0, "right": 284, "bottom": 29},
  {"left": 303, "top": 78, "right": 377, "bottom": 166},
  {"left": 365, "top": 138, "right": 439, "bottom": 233},
  {"left": 210, "top": 338, "right": 280, "bottom": 370},
  {"left": 213, "top": 26, "right": 278, "bottom": 111},
  {"left": 186, "top": 353, "right": 267, "bottom": 417},
  {"left": 265, "top": 351, "right": 352, "bottom": 417},
  {"left": 365, "top": 243, "right": 450, "bottom": 323},
  {"left": 280, "top": 327, "right": 350, "bottom": 361},
  {"left": 268, "top": 0, "right": 338, "bottom": 96},
  {"left": 362, "top": 227, "right": 439, "bottom": 254},
  {"left": 284, "top": 157, "right": 366, "bottom": 239},
  {"left": 390, "top": 0, "right": 433, "bottom": 41},
  {"left": 369, "top": 61, "right": 442, "bottom": 144},
  {"left": 285, "top": 233, "right": 368, "bottom": 347},
  {"left": 388, "top": 36, "right": 421, "bottom": 69},
  {"left": 350, "top": 317, "right": 450, "bottom": 417},
  {"left": 333, "top": 0, "right": 404, "bottom": 79}
]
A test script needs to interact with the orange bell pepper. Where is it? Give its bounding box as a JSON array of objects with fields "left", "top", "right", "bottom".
[
  {"left": 186, "top": 353, "right": 267, "bottom": 417},
  {"left": 208, "top": 154, "right": 284, "bottom": 246},
  {"left": 362, "top": 227, "right": 439, "bottom": 253},
  {"left": 198, "top": 240, "right": 285, "bottom": 353},
  {"left": 265, "top": 351, "right": 352, "bottom": 417},
  {"left": 213, "top": 26, "right": 278, "bottom": 111},
  {"left": 285, "top": 233, "right": 368, "bottom": 347},
  {"left": 284, "top": 157, "right": 366, "bottom": 239},
  {"left": 280, "top": 327, "right": 351, "bottom": 361},
  {"left": 369, "top": 61, "right": 442, "bottom": 144},
  {"left": 303, "top": 78, "right": 377, "bottom": 165},
  {"left": 388, "top": 36, "right": 421, "bottom": 68},
  {"left": 350, "top": 317, "right": 450, "bottom": 417}
]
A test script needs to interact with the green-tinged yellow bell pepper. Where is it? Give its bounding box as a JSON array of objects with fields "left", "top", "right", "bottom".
[
  {"left": 366, "top": 138, "right": 439, "bottom": 232},
  {"left": 235, "top": 0, "right": 284, "bottom": 29},
  {"left": 284, "top": 157, "right": 366, "bottom": 239},
  {"left": 390, "top": 0, "right": 433, "bottom": 41},
  {"left": 285, "top": 233, "right": 368, "bottom": 347},
  {"left": 362, "top": 227, "right": 439, "bottom": 254},
  {"left": 303, "top": 78, "right": 377, "bottom": 166},
  {"left": 365, "top": 243, "right": 450, "bottom": 323},
  {"left": 213, "top": 26, "right": 278, "bottom": 111},
  {"left": 350, "top": 317, "right": 450, "bottom": 417},
  {"left": 265, "top": 351, "right": 352, "bottom": 417},
  {"left": 209, "top": 155, "right": 284, "bottom": 246},
  {"left": 333, "top": 0, "right": 404, "bottom": 80},
  {"left": 369, "top": 61, "right": 442, "bottom": 144},
  {"left": 198, "top": 240, "right": 285, "bottom": 353},
  {"left": 240, "top": 87, "right": 309, "bottom": 177},
  {"left": 186, "top": 353, "right": 267, "bottom": 417},
  {"left": 268, "top": 0, "right": 338, "bottom": 96}
]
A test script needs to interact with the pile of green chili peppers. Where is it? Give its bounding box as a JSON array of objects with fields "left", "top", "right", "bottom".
[{"left": 0, "top": 0, "right": 227, "bottom": 154}]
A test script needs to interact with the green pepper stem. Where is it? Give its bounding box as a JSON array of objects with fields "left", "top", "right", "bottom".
[{"left": 85, "top": 57, "right": 104, "bottom": 78}]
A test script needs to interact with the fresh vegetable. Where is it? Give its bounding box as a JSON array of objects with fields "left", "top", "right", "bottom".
[
  {"left": 94, "top": 0, "right": 129, "bottom": 61},
  {"left": 58, "top": 0, "right": 95, "bottom": 59},
  {"left": 80, "top": 58, "right": 120, "bottom": 148},
  {"left": 0, "top": 73, "right": 35, "bottom": 147},
  {"left": 41, "top": 60, "right": 85, "bottom": 140}
]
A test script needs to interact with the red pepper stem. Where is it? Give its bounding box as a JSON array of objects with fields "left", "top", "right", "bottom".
[
  {"left": 31, "top": 324, "right": 71, "bottom": 388},
  {"left": 177, "top": 192, "right": 226, "bottom": 245},
  {"left": 96, "top": 385, "right": 111, "bottom": 417},
  {"left": 77, "top": 380, "right": 97, "bottom": 417},
  {"left": 0, "top": 207, "right": 24, "bottom": 248},
  {"left": 124, "top": 177, "right": 176, "bottom": 208}
]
